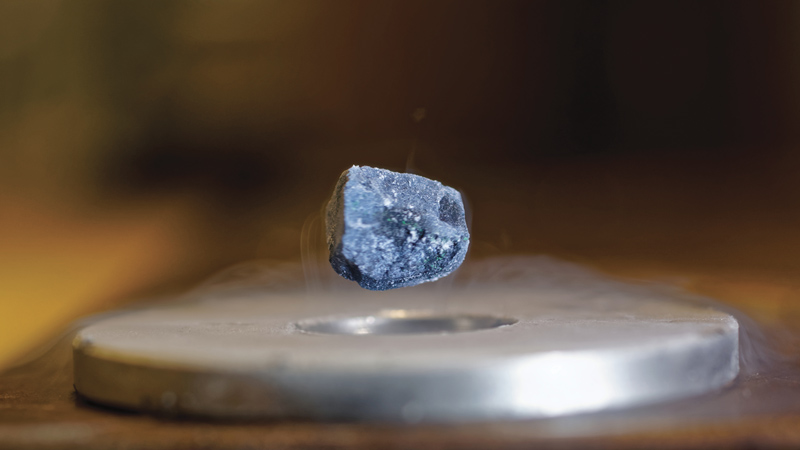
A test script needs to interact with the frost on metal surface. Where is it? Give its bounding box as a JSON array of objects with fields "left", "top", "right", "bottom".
[{"left": 325, "top": 166, "right": 470, "bottom": 290}]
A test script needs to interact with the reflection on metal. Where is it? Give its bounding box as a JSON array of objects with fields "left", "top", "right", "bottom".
[
  {"left": 73, "top": 260, "right": 739, "bottom": 422},
  {"left": 296, "top": 311, "right": 518, "bottom": 335}
]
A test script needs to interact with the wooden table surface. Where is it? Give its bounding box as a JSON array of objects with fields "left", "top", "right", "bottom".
[
  {"left": 3, "top": 152, "right": 800, "bottom": 449},
  {"left": 2, "top": 256, "right": 800, "bottom": 450}
]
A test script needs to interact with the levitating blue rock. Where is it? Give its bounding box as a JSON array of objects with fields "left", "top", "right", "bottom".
[{"left": 326, "top": 166, "right": 470, "bottom": 290}]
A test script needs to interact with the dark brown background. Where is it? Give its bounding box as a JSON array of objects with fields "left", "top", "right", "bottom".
[{"left": 2, "top": 1, "right": 800, "bottom": 447}]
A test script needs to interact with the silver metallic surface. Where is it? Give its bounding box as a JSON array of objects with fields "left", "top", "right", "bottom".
[
  {"left": 296, "top": 310, "right": 518, "bottom": 335},
  {"left": 73, "top": 259, "right": 740, "bottom": 422}
]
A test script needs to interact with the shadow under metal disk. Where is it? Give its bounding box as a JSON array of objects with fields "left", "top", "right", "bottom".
[{"left": 72, "top": 261, "right": 739, "bottom": 423}]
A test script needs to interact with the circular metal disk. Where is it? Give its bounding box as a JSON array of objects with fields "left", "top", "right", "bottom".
[{"left": 73, "top": 260, "right": 739, "bottom": 422}]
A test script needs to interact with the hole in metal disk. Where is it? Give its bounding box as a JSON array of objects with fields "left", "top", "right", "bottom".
[{"left": 296, "top": 310, "right": 518, "bottom": 335}]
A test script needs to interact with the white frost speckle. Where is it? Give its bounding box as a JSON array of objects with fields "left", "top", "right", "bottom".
[{"left": 352, "top": 218, "right": 373, "bottom": 229}]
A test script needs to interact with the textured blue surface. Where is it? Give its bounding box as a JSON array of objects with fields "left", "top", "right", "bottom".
[{"left": 326, "top": 166, "right": 470, "bottom": 290}]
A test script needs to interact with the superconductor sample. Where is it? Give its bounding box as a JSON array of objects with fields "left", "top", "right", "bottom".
[{"left": 326, "top": 166, "right": 470, "bottom": 290}]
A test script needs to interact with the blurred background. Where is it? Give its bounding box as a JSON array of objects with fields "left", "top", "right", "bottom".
[{"left": 2, "top": 0, "right": 800, "bottom": 369}]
